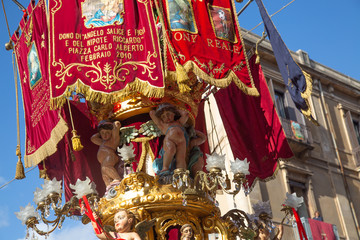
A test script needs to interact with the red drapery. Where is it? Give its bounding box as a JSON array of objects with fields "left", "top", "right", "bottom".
[
  {"left": 214, "top": 56, "right": 293, "bottom": 189},
  {"left": 44, "top": 101, "right": 105, "bottom": 201}
]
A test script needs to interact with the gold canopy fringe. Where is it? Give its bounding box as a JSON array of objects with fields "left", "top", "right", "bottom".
[
  {"left": 24, "top": 115, "right": 68, "bottom": 167},
  {"left": 50, "top": 78, "right": 165, "bottom": 110},
  {"left": 166, "top": 60, "right": 260, "bottom": 97},
  {"left": 15, "top": 145, "right": 25, "bottom": 180}
]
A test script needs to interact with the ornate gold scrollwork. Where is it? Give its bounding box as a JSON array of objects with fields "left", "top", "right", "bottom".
[
  {"left": 117, "top": 172, "right": 158, "bottom": 194},
  {"left": 54, "top": 51, "right": 159, "bottom": 90},
  {"left": 96, "top": 172, "right": 252, "bottom": 240}
]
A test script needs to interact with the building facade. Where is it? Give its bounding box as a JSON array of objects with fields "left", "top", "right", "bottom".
[{"left": 205, "top": 30, "right": 360, "bottom": 239}]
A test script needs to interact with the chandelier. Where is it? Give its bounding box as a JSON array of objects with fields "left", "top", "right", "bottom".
[
  {"left": 15, "top": 177, "right": 99, "bottom": 238},
  {"left": 172, "top": 153, "right": 250, "bottom": 199},
  {"left": 15, "top": 153, "right": 252, "bottom": 239}
]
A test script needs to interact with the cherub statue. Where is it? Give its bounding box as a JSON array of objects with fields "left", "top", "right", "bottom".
[
  {"left": 180, "top": 224, "right": 194, "bottom": 240},
  {"left": 91, "top": 209, "right": 156, "bottom": 240},
  {"left": 91, "top": 120, "right": 122, "bottom": 187},
  {"left": 92, "top": 209, "right": 140, "bottom": 240},
  {"left": 186, "top": 126, "right": 206, "bottom": 177},
  {"left": 150, "top": 103, "right": 189, "bottom": 176}
]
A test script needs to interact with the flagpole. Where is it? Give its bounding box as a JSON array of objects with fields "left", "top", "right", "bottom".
[
  {"left": 10, "top": 0, "right": 25, "bottom": 11},
  {"left": 243, "top": 0, "right": 296, "bottom": 36},
  {"left": 237, "top": 0, "right": 254, "bottom": 16}
]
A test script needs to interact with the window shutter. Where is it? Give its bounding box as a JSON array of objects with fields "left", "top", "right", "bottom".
[{"left": 344, "top": 111, "right": 360, "bottom": 166}]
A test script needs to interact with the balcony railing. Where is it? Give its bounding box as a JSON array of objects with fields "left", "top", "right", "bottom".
[
  {"left": 293, "top": 217, "right": 340, "bottom": 240},
  {"left": 279, "top": 118, "right": 314, "bottom": 156}
]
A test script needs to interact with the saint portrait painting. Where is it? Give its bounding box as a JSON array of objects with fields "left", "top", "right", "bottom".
[
  {"left": 167, "top": 0, "right": 197, "bottom": 33},
  {"left": 208, "top": 5, "right": 236, "bottom": 43},
  {"left": 28, "top": 44, "right": 42, "bottom": 89}
]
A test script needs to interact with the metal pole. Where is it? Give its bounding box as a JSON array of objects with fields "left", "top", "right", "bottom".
[
  {"left": 237, "top": 0, "right": 254, "bottom": 16},
  {"left": 10, "top": 0, "right": 25, "bottom": 11}
]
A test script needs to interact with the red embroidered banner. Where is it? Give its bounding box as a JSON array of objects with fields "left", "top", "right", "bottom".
[
  {"left": 214, "top": 55, "right": 293, "bottom": 189},
  {"left": 308, "top": 219, "right": 336, "bottom": 240},
  {"left": 49, "top": 0, "right": 164, "bottom": 108},
  {"left": 157, "top": 0, "right": 259, "bottom": 96},
  {"left": 12, "top": 0, "right": 68, "bottom": 167}
]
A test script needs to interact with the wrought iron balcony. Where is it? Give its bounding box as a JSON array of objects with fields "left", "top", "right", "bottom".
[{"left": 293, "top": 217, "right": 340, "bottom": 240}]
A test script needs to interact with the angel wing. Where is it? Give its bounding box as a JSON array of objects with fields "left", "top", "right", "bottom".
[
  {"left": 135, "top": 218, "right": 156, "bottom": 240},
  {"left": 120, "top": 126, "right": 139, "bottom": 145},
  {"left": 139, "top": 120, "right": 162, "bottom": 138}
]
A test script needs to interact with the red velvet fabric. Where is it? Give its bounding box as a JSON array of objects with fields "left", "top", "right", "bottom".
[
  {"left": 44, "top": 101, "right": 105, "bottom": 201},
  {"left": 214, "top": 56, "right": 293, "bottom": 189},
  {"left": 167, "top": 227, "right": 180, "bottom": 240},
  {"left": 308, "top": 219, "right": 336, "bottom": 240},
  {"left": 62, "top": 101, "right": 106, "bottom": 200}
]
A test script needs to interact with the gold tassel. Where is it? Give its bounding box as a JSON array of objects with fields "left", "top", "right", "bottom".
[
  {"left": 175, "top": 62, "right": 191, "bottom": 93},
  {"left": 255, "top": 30, "right": 267, "bottom": 64},
  {"left": 71, "top": 130, "right": 84, "bottom": 151},
  {"left": 15, "top": 145, "right": 25, "bottom": 179},
  {"left": 255, "top": 49, "right": 261, "bottom": 64},
  {"left": 67, "top": 99, "right": 83, "bottom": 151}
]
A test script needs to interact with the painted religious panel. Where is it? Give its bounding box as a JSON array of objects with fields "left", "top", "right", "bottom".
[
  {"left": 28, "top": 43, "right": 42, "bottom": 89},
  {"left": 157, "top": 0, "right": 259, "bottom": 96},
  {"left": 166, "top": 0, "right": 197, "bottom": 33},
  {"left": 49, "top": 0, "right": 164, "bottom": 108},
  {"left": 208, "top": 5, "right": 236, "bottom": 43},
  {"left": 83, "top": 0, "right": 124, "bottom": 28}
]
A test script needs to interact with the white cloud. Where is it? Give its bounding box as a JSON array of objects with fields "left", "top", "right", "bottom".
[
  {"left": 17, "top": 222, "right": 98, "bottom": 240},
  {"left": 0, "top": 206, "right": 9, "bottom": 228}
]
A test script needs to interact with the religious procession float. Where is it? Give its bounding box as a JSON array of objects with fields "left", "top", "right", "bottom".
[{"left": 7, "top": 0, "right": 315, "bottom": 239}]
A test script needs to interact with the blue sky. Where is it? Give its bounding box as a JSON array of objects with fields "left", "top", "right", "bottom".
[{"left": 0, "top": 0, "right": 359, "bottom": 239}]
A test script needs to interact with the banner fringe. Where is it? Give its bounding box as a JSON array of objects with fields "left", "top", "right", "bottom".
[
  {"left": 24, "top": 115, "right": 69, "bottom": 167},
  {"left": 166, "top": 60, "right": 259, "bottom": 97},
  {"left": 50, "top": 78, "right": 165, "bottom": 110}
]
